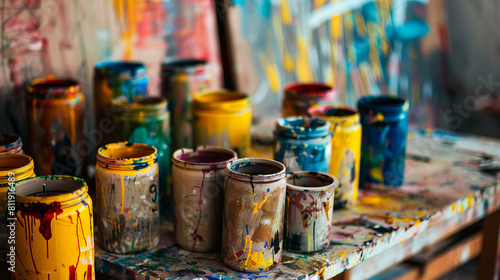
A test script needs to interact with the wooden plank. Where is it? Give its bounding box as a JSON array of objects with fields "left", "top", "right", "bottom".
[
  {"left": 420, "top": 232, "right": 482, "bottom": 280},
  {"left": 478, "top": 208, "right": 500, "bottom": 280}
]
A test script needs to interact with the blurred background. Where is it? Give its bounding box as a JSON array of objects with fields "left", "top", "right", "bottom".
[{"left": 0, "top": 0, "right": 499, "bottom": 138}]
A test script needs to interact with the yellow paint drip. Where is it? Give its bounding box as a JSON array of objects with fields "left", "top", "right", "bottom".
[
  {"left": 296, "top": 36, "right": 314, "bottom": 82},
  {"left": 280, "top": 0, "right": 292, "bottom": 25}
]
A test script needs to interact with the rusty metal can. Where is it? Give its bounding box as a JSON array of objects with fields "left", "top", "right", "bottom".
[
  {"left": 172, "top": 146, "right": 237, "bottom": 252},
  {"left": 222, "top": 158, "right": 286, "bottom": 272},
  {"left": 95, "top": 142, "right": 159, "bottom": 253},
  {"left": 161, "top": 59, "right": 211, "bottom": 152},
  {"left": 309, "top": 106, "right": 362, "bottom": 209},
  {"left": 282, "top": 82, "right": 337, "bottom": 117},
  {"left": 0, "top": 133, "right": 23, "bottom": 155},
  {"left": 0, "top": 154, "right": 35, "bottom": 264},
  {"left": 14, "top": 175, "right": 94, "bottom": 280},
  {"left": 285, "top": 171, "right": 338, "bottom": 253},
  {"left": 25, "top": 78, "right": 86, "bottom": 177},
  {"left": 193, "top": 92, "right": 252, "bottom": 157}
]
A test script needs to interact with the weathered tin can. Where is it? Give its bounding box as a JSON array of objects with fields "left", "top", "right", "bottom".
[
  {"left": 111, "top": 96, "right": 171, "bottom": 219},
  {"left": 94, "top": 61, "right": 148, "bottom": 147},
  {"left": 172, "top": 146, "right": 237, "bottom": 252},
  {"left": 193, "top": 92, "right": 251, "bottom": 157},
  {"left": 309, "top": 106, "right": 362, "bottom": 209},
  {"left": 25, "top": 78, "right": 86, "bottom": 177},
  {"left": 161, "top": 59, "right": 211, "bottom": 152},
  {"left": 274, "top": 117, "right": 332, "bottom": 173},
  {"left": 96, "top": 142, "right": 159, "bottom": 253},
  {"left": 14, "top": 175, "right": 94, "bottom": 280},
  {"left": 0, "top": 133, "right": 23, "bottom": 155},
  {"left": 282, "top": 83, "right": 337, "bottom": 117},
  {"left": 0, "top": 154, "right": 35, "bottom": 264},
  {"left": 222, "top": 158, "right": 286, "bottom": 272},
  {"left": 358, "top": 96, "right": 409, "bottom": 188},
  {"left": 285, "top": 171, "right": 338, "bottom": 253}
]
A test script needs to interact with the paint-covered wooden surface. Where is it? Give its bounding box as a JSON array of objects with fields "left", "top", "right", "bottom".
[{"left": 95, "top": 130, "right": 500, "bottom": 280}]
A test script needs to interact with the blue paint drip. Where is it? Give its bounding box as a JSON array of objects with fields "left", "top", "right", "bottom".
[
  {"left": 264, "top": 241, "right": 268, "bottom": 248},
  {"left": 245, "top": 224, "right": 249, "bottom": 235}
]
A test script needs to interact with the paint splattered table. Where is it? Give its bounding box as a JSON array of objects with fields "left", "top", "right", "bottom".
[{"left": 95, "top": 130, "right": 500, "bottom": 280}]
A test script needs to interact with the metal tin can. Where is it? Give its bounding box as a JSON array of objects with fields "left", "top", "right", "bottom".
[
  {"left": 222, "top": 158, "right": 286, "bottom": 272},
  {"left": 14, "top": 175, "right": 94, "bottom": 280},
  {"left": 94, "top": 61, "right": 148, "bottom": 147},
  {"left": 309, "top": 106, "right": 362, "bottom": 209},
  {"left": 193, "top": 92, "right": 251, "bottom": 157},
  {"left": 172, "top": 146, "right": 237, "bottom": 252},
  {"left": 285, "top": 171, "right": 338, "bottom": 253},
  {"left": 0, "top": 154, "right": 35, "bottom": 264},
  {"left": 25, "top": 78, "right": 86, "bottom": 177},
  {"left": 0, "top": 133, "right": 23, "bottom": 155},
  {"left": 95, "top": 142, "right": 159, "bottom": 253},
  {"left": 274, "top": 117, "right": 332, "bottom": 173},
  {"left": 358, "top": 96, "right": 409, "bottom": 188},
  {"left": 111, "top": 97, "right": 171, "bottom": 219},
  {"left": 161, "top": 59, "right": 211, "bottom": 152},
  {"left": 282, "top": 83, "right": 337, "bottom": 117}
]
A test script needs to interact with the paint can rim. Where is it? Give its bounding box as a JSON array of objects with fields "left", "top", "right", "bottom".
[
  {"left": 0, "top": 154, "right": 34, "bottom": 185},
  {"left": 286, "top": 171, "right": 339, "bottom": 192},
  {"left": 96, "top": 142, "right": 158, "bottom": 170},
  {"left": 172, "top": 146, "right": 237, "bottom": 169},
  {"left": 226, "top": 158, "right": 286, "bottom": 182},
  {"left": 0, "top": 133, "right": 23, "bottom": 153}
]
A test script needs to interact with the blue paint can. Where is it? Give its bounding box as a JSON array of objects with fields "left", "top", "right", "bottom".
[
  {"left": 358, "top": 96, "right": 409, "bottom": 188},
  {"left": 274, "top": 117, "right": 332, "bottom": 173}
]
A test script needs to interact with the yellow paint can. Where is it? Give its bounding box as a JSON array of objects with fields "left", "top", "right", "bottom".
[
  {"left": 193, "top": 92, "right": 252, "bottom": 157},
  {"left": 309, "top": 106, "right": 362, "bottom": 209},
  {"left": 14, "top": 175, "right": 94, "bottom": 280}
]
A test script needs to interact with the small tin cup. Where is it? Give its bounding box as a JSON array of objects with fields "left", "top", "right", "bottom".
[
  {"left": 0, "top": 133, "right": 23, "bottom": 155},
  {"left": 172, "top": 146, "right": 237, "bottom": 252},
  {"left": 274, "top": 117, "right": 332, "bottom": 173},
  {"left": 358, "top": 96, "right": 409, "bottom": 188},
  {"left": 282, "top": 82, "right": 337, "bottom": 117},
  {"left": 222, "top": 158, "right": 286, "bottom": 272},
  {"left": 285, "top": 171, "right": 339, "bottom": 253}
]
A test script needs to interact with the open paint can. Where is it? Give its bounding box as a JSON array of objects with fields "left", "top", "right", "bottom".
[
  {"left": 0, "top": 133, "right": 23, "bottom": 155},
  {"left": 14, "top": 175, "right": 94, "bottom": 280},
  {"left": 285, "top": 171, "right": 338, "bottom": 253},
  {"left": 222, "top": 158, "right": 286, "bottom": 272},
  {"left": 96, "top": 142, "right": 159, "bottom": 253},
  {"left": 282, "top": 82, "right": 336, "bottom": 117},
  {"left": 358, "top": 96, "right": 409, "bottom": 188},
  {"left": 172, "top": 146, "right": 237, "bottom": 252}
]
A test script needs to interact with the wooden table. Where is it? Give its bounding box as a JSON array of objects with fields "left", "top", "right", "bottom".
[{"left": 95, "top": 129, "right": 500, "bottom": 280}]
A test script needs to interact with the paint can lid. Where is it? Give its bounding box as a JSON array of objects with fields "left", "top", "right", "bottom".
[
  {"left": 284, "top": 83, "right": 336, "bottom": 100},
  {"left": 27, "top": 78, "right": 82, "bottom": 99},
  {"left": 0, "top": 133, "right": 23, "bottom": 154},
  {"left": 172, "top": 146, "right": 237, "bottom": 170},
  {"left": 193, "top": 91, "right": 250, "bottom": 113},
  {"left": 276, "top": 117, "right": 331, "bottom": 139},
  {"left": 286, "top": 171, "right": 339, "bottom": 192},
  {"left": 161, "top": 58, "right": 208, "bottom": 75},
  {"left": 0, "top": 153, "right": 34, "bottom": 185},
  {"left": 358, "top": 96, "right": 409, "bottom": 124},
  {"left": 308, "top": 106, "right": 360, "bottom": 127}
]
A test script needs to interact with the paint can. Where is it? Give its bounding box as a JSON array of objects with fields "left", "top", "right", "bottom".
[
  {"left": 14, "top": 175, "right": 94, "bottom": 280},
  {"left": 161, "top": 59, "right": 211, "bottom": 152},
  {"left": 0, "top": 154, "right": 35, "bottom": 264},
  {"left": 111, "top": 96, "right": 171, "bottom": 219},
  {"left": 222, "top": 158, "right": 286, "bottom": 272},
  {"left": 94, "top": 61, "right": 148, "bottom": 147},
  {"left": 358, "top": 96, "right": 409, "bottom": 188},
  {"left": 96, "top": 142, "right": 159, "bottom": 253},
  {"left": 282, "top": 83, "right": 337, "bottom": 117},
  {"left": 285, "top": 171, "right": 338, "bottom": 253},
  {"left": 309, "top": 106, "right": 362, "bottom": 209},
  {"left": 0, "top": 132, "right": 23, "bottom": 155},
  {"left": 274, "top": 117, "right": 332, "bottom": 173},
  {"left": 25, "top": 78, "right": 86, "bottom": 177},
  {"left": 193, "top": 92, "right": 251, "bottom": 157},
  {"left": 172, "top": 146, "right": 237, "bottom": 252}
]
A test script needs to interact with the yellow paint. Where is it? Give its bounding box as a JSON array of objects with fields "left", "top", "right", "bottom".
[
  {"left": 193, "top": 92, "right": 252, "bottom": 157},
  {"left": 120, "top": 176, "right": 125, "bottom": 214},
  {"left": 451, "top": 203, "right": 456, "bottom": 212},
  {"left": 467, "top": 196, "right": 472, "bottom": 207},
  {"left": 323, "top": 200, "right": 330, "bottom": 220},
  {"left": 359, "top": 196, "right": 381, "bottom": 205},
  {"left": 460, "top": 204, "right": 464, "bottom": 212},
  {"left": 307, "top": 229, "right": 311, "bottom": 252},
  {"left": 280, "top": 0, "right": 292, "bottom": 25},
  {"left": 244, "top": 237, "right": 253, "bottom": 267},
  {"left": 368, "top": 214, "right": 414, "bottom": 224},
  {"left": 253, "top": 202, "right": 259, "bottom": 214},
  {"left": 258, "top": 52, "right": 281, "bottom": 92},
  {"left": 15, "top": 176, "right": 94, "bottom": 280},
  {"left": 296, "top": 36, "right": 314, "bottom": 82}
]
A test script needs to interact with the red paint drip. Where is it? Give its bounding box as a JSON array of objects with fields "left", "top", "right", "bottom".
[
  {"left": 69, "top": 265, "right": 76, "bottom": 280},
  {"left": 87, "top": 264, "right": 92, "bottom": 280},
  {"left": 20, "top": 202, "right": 63, "bottom": 240},
  {"left": 191, "top": 169, "right": 209, "bottom": 250}
]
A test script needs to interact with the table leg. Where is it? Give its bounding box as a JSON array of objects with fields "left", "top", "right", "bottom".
[{"left": 478, "top": 208, "right": 500, "bottom": 280}]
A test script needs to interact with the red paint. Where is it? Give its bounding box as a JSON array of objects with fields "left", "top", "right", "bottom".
[
  {"left": 20, "top": 202, "right": 63, "bottom": 240},
  {"left": 191, "top": 169, "right": 208, "bottom": 250},
  {"left": 87, "top": 264, "right": 92, "bottom": 280},
  {"left": 69, "top": 265, "right": 76, "bottom": 280}
]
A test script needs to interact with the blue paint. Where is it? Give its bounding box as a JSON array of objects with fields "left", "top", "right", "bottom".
[
  {"left": 274, "top": 117, "right": 332, "bottom": 173},
  {"left": 245, "top": 224, "right": 249, "bottom": 235},
  {"left": 264, "top": 241, "right": 268, "bottom": 248},
  {"left": 358, "top": 96, "right": 409, "bottom": 188},
  {"left": 95, "top": 61, "right": 148, "bottom": 102}
]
